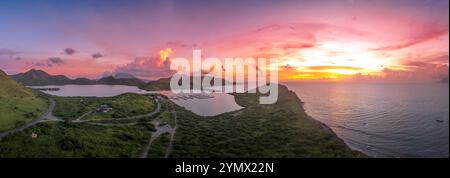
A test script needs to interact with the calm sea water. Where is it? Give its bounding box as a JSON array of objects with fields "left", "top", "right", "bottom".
[
  {"left": 30, "top": 85, "right": 243, "bottom": 116},
  {"left": 285, "top": 82, "right": 449, "bottom": 158}
]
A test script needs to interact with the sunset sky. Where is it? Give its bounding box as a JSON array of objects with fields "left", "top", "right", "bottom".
[{"left": 0, "top": 0, "right": 448, "bottom": 82}]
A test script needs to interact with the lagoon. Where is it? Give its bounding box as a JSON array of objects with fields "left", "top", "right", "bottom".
[{"left": 30, "top": 85, "right": 243, "bottom": 116}]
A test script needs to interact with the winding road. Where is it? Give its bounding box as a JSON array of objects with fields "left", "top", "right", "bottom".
[
  {"left": 140, "top": 101, "right": 178, "bottom": 158},
  {"left": 0, "top": 95, "right": 177, "bottom": 158},
  {"left": 0, "top": 96, "right": 160, "bottom": 139},
  {"left": 0, "top": 98, "right": 56, "bottom": 139}
]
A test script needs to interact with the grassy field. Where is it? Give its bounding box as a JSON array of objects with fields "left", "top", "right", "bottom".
[
  {"left": 0, "top": 70, "right": 49, "bottom": 132},
  {"left": 170, "top": 85, "right": 366, "bottom": 157},
  {"left": 146, "top": 133, "right": 171, "bottom": 158},
  {"left": 0, "top": 121, "right": 154, "bottom": 157},
  {"left": 53, "top": 93, "right": 156, "bottom": 121},
  {"left": 0, "top": 94, "right": 169, "bottom": 158}
]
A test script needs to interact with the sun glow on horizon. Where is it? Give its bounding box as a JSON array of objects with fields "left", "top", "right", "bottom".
[{"left": 276, "top": 41, "right": 389, "bottom": 81}]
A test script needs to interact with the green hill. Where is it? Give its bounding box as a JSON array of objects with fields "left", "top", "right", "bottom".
[
  {"left": 10, "top": 69, "right": 72, "bottom": 86},
  {"left": 0, "top": 70, "right": 48, "bottom": 132},
  {"left": 10, "top": 69, "right": 146, "bottom": 86}
]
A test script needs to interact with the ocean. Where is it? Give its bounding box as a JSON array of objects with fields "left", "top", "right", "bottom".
[{"left": 285, "top": 82, "right": 449, "bottom": 158}]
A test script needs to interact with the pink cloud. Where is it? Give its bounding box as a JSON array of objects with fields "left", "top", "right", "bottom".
[
  {"left": 113, "top": 56, "right": 175, "bottom": 80},
  {"left": 371, "top": 28, "right": 448, "bottom": 51}
]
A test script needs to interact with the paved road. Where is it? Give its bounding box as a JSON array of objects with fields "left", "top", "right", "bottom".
[{"left": 0, "top": 98, "right": 56, "bottom": 139}]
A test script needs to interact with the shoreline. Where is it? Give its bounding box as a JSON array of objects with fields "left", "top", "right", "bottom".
[
  {"left": 150, "top": 84, "right": 369, "bottom": 157},
  {"left": 287, "top": 88, "right": 370, "bottom": 157}
]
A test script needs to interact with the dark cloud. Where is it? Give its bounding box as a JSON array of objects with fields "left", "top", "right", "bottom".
[
  {"left": 92, "top": 53, "right": 104, "bottom": 59},
  {"left": 64, "top": 48, "right": 76, "bottom": 55},
  {"left": 48, "top": 57, "right": 65, "bottom": 64},
  {"left": 15, "top": 57, "right": 22, "bottom": 60},
  {"left": 165, "top": 41, "right": 197, "bottom": 48},
  {"left": 33, "top": 62, "right": 45, "bottom": 67}
]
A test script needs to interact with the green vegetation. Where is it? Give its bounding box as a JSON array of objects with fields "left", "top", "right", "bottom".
[
  {"left": 0, "top": 94, "right": 169, "bottom": 158},
  {"left": 53, "top": 93, "right": 156, "bottom": 121},
  {"left": 146, "top": 133, "right": 171, "bottom": 158},
  {"left": 1, "top": 73, "right": 365, "bottom": 157},
  {"left": 170, "top": 85, "right": 366, "bottom": 157},
  {"left": 0, "top": 122, "right": 154, "bottom": 157},
  {"left": 156, "top": 97, "right": 177, "bottom": 127},
  {"left": 0, "top": 70, "right": 48, "bottom": 132},
  {"left": 140, "top": 77, "right": 171, "bottom": 91}
]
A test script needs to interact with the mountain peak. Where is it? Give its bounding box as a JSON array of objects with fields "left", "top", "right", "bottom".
[
  {"left": 10, "top": 69, "right": 70, "bottom": 86},
  {"left": 27, "top": 68, "right": 45, "bottom": 73},
  {"left": 101, "top": 75, "right": 116, "bottom": 80},
  {"left": 23, "top": 68, "right": 50, "bottom": 76}
]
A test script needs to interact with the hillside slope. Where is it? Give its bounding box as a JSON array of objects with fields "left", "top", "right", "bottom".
[
  {"left": 0, "top": 70, "right": 48, "bottom": 132},
  {"left": 10, "top": 69, "right": 72, "bottom": 85}
]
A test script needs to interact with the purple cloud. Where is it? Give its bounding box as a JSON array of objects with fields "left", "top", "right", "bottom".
[
  {"left": 64, "top": 48, "right": 76, "bottom": 55},
  {"left": 92, "top": 53, "right": 104, "bottom": 59},
  {"left": 48, "top": 57, "right": 65, "bottom": 64}
]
